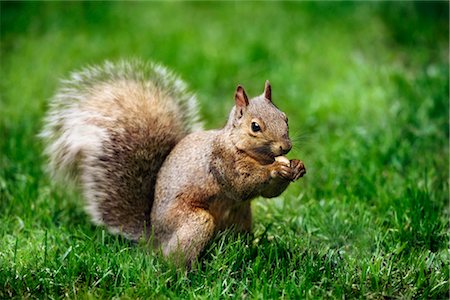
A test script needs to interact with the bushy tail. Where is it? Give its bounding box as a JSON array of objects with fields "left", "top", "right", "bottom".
[{"left": 40, "top": 60, "right": 202, "bottom": 240}]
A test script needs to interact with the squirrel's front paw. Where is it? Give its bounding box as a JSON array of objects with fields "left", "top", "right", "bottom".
[
  {"left": 270, "top": 161, "right": 292, "bottom": 181},
  {"left": 270, "top": 158, "right": 306, "bottom": 182},
  {"left": 289, "top": 159, "right": 306, "bottom": 181}
]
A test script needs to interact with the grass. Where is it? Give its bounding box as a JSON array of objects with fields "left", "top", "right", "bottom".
[{"left": 1, "top": 2, "right": 449, "bottom": 299}]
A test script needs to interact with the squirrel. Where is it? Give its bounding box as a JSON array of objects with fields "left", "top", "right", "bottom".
[{"left": 40, "top": 60, "right": 306, "bottom": 266}]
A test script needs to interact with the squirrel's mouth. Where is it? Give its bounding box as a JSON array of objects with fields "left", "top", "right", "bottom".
[{"left": 246, "top": 148, "right": 276, "bottom": 165}]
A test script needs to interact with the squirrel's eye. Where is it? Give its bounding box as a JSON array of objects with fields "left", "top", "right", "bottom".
[{"left": 251, "top": 122, "right": 261, "bottom": 132}]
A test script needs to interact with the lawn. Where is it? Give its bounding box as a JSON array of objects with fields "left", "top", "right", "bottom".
[{"left": 1, "top": 2, "right": 449, "bottom": 299}]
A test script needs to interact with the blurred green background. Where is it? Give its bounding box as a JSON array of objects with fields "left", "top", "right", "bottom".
[{"left": 1, "top": 2, "right": 448, "bottom": 298}]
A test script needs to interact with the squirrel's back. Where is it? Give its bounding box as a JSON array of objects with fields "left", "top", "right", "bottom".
[{"left": 40, "top": 60, "right": 202, "bottom": 240}]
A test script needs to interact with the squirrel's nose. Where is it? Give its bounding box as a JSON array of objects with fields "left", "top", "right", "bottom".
[{"left": 278, "top": 140, "right": 292, "bottom": 155}]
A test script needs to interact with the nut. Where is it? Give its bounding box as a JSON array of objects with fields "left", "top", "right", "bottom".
[{"left": 274, "top": 156, "right": 290, "bottom": 165}]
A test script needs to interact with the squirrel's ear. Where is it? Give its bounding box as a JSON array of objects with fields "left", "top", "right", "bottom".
[
  {"left": 264, "top": 80, "right": 272, "bottom": 102},
  {"left": 235, "top": 85, "right": 249, "bottom": 109}
]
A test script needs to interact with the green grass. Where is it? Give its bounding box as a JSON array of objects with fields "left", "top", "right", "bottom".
[{"left": 1, "top": 2, "right": 449, "bottom": 299}]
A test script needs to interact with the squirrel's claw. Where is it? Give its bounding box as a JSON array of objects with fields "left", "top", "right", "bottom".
[
  {"left": 290, "top": 159, "right": 306, "bottom": 181},
  {"left": 271, "top": 160, "right": 303, "bottom": 181}
]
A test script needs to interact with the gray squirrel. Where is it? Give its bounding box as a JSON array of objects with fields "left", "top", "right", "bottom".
[{"left": 40, "top": 60, "right": 306, "bottom": 266}]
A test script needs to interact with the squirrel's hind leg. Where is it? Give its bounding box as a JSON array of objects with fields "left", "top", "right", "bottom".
[{"left": 158, "top": 208, "right": 215, "bottom": 267}]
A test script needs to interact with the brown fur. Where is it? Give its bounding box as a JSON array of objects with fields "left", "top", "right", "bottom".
[{"left": 81, "top": 80, "right": 189, "bottom": 238}]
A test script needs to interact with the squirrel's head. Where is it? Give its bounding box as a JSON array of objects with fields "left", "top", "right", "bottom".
[{"left": 227, "top": 81, "right": 292, "bottom": 165}]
